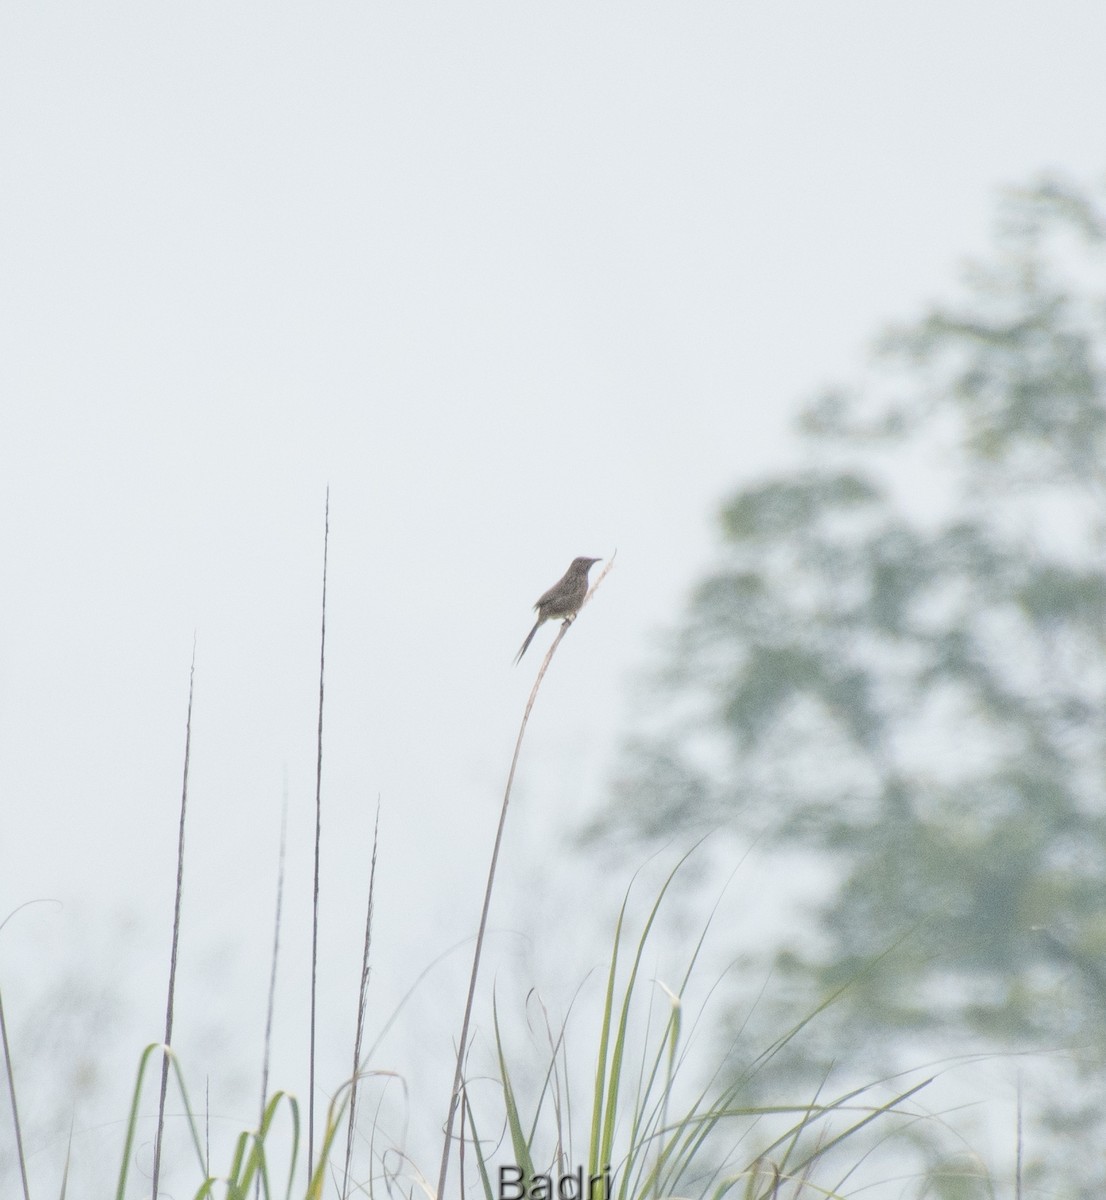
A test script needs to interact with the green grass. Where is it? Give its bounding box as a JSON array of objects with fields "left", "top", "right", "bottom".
[
  {"left": 3, "top": 848, "right": 992, "bottom": 1200},
  {"left": 1, "top": 531, "right": 1001, "bottom": 1200},
  {"left": 82, "top": 866, "right": 942, "bottom": 1200}
]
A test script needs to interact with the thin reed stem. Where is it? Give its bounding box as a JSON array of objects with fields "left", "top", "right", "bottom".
[
  {"left": 308, "top": 488, "right": 330, "bottom": 1180},
  {"left": 151, "top": 644, "right": 196, "bottom": 1199},
  {"left": 435, "top": 556, "right": 614, "bottom": 1200},
  {"left": 1015, "top": 1077, "right": 1023, "bottom": 1200},
  {"left": 256, "top": 784, "right": 288, "bottom": 1199},
  {"left": 342, "top": 800, "right": 382, "bottom": 1198}
]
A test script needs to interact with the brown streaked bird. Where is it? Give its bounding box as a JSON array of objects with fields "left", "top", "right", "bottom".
[{"left": 514, "top": 556, "right": 601, "bottom": 664}]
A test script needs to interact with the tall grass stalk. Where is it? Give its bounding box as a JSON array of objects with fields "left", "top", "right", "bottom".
[
  {"left": 342, "top": 800, "right": 381, "bottom": 1198},
  {"left": 150, "top": 644, "right": 196, "bottom": 1200},
  {"left": 257, "top": 785, "right": 289, "bottom": 1200},
  {"left": 308, "top": 488, "right": 330, "bottom": 1181},
  {"left": 1015, "top": 1080, "right": 1023, "bottom": 1200},
  {"left": 58, "top": 1117, "right": 73, "bottom": 1200},
  {"left": 435, "top": 556, "right": 614, "bottom": 1200}
]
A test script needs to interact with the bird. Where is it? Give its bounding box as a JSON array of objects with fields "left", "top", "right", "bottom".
[{"left": 514, "top": 556, "right": 601, "bottom": 664}]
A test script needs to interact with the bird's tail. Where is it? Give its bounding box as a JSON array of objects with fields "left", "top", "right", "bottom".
[{"left": 514, "top": 619, "right": 542, "bottom": 665}]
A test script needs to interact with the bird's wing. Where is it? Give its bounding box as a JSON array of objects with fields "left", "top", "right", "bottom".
[{"left": 534, "top": 577, "right": 565, "bottom": 609}]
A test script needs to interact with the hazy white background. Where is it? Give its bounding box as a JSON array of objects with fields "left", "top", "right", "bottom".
[{"left": 2, "top": 1, "right": 1105, "bottom": 1189}]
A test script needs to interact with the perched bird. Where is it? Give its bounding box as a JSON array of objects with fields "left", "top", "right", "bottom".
[{"left": 515, "top": 556, "right": 601, "bottom": 664}]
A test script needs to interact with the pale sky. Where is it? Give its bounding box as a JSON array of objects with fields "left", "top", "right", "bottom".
[{"left": 3, "top": 3, "right": 1105, "bottom": 1192}]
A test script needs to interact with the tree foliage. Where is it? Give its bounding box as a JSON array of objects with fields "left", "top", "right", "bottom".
[{"left": 598, "top": 177, "right": 1106, "bottom": 1187}]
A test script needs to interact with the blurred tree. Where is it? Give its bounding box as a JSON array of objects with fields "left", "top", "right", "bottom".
[{"left": 595, "top": 176, "right": 1106, "bottom": 1191}]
